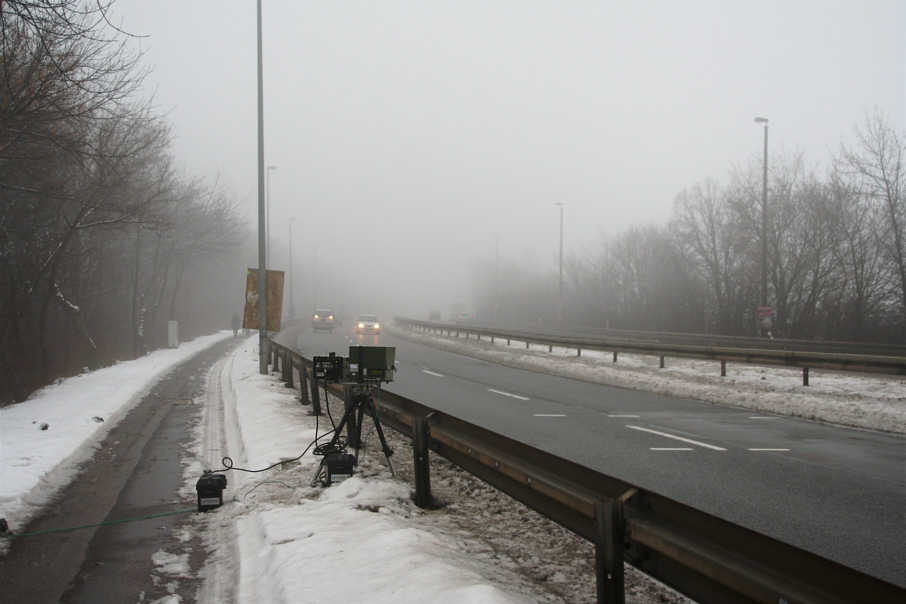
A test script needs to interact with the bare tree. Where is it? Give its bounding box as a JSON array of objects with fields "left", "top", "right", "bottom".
[
  {"left": 756, "top": 151, "right": 836, "bottom": 338},
  {"left": 596, "top": 225, "right": 695, "bottom": 331},
  {"left": 824, "top": 164, "right": 898, "bottom": 340},
  {"left": 672, "top": 179, "right": 754, "bottom": 334},
  {"left": 0, "top": 1, "right": 251, "bottom": 405},
  {"left": 836, "top": 110, "right": 906, "bottom": 335}
]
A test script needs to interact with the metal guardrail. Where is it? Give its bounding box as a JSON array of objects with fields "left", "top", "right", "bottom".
[
  {"left": 396, "top": 318, "right": 906, "bottom": 385},
  {"left": 265, "top": 340, "right": 905, "bottom": 604},
  {"left": 482, "top": 320, "right": 906, "bottom": 357}
]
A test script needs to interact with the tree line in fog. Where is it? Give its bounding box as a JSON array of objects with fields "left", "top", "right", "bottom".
[
  {"left": 3, "top": 2, "right": 903, "bottom": 405},
  {"left": 1, "top": 2, "right": 247, "bottom": 404},
  {"left": 474, "top": 111, "right": 905, "bottom": 344}
]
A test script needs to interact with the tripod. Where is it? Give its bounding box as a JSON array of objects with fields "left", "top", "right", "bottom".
[{"left": 311, "top": 384, "right": 395, "bottom": 486}]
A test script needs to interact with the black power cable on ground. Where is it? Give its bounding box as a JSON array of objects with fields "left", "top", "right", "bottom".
[{"left": 1, "top": 508, "right": 196, "bottom": 539}]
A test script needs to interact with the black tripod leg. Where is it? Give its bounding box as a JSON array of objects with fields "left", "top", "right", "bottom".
[
  {"left": 352, "top": 394, "right": 366, "bottom": 450},
  {"left": 366, "top": 397, "right": 396, "bottom": 477}
]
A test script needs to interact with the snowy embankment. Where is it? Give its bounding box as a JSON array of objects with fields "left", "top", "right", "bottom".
[
  {"left": 389, "top": 325, "right": 906, "bottom": 435},
  {"left": 0, "top": 332, "right": 233, "bottom": 532}
]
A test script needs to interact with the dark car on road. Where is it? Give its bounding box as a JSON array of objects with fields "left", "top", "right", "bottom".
[{"left": 453, "top": 312, "right": 473, "bottom": 326}]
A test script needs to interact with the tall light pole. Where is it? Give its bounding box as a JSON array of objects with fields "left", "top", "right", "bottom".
[
  {"left": 555, "top": 202, "right": 564, "bottom": 322},
  {"left": 754, "top": 117, "right": 769, "bottom": 312},
  {"left": 266, "top": 165, "right": 277, "bottom": 266},
  {"left": 494, "top": 235, "right": 499, "bottom": 324},
  {"left": 288, "top": 217, "right": 295, "bottom": 320},
  {"left": 256, "top": 0, "right": 267, "bottom": 373}
]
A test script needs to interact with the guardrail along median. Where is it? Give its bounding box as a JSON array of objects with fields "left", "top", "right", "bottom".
[{"left": 395, "top": 317, "right": 906, "bottom": 386}]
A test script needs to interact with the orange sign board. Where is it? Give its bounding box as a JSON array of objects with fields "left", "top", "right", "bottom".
[{"left": 243, "top": 269, "right": 284, "bottom": 331}]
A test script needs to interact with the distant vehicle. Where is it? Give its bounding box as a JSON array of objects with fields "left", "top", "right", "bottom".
[
  {"left": 453, "top": 312, "right": 472, "bottom": 326},
  {"left": 312, "top": 308, "right": 335, "bottom": 333},
  {"left": 357, "top": 314, "right": 381, "bottom": 335},
  {"left": 429, "top": 310, "right": 442, "bottom": 322}
]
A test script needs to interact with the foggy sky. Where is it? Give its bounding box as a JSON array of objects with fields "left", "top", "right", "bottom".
[{"left": 112, "top": 0, "right": 905, "bottom": 319}]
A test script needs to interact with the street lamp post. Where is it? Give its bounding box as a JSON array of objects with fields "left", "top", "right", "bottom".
[
  {"left": 494, "top": 235, "right": 499, "bottom": 323},
  {"left": 266, "top": 165, "right": 277, "bottom": 266},
  {"left": 754, "top": 117, "right": 769, "bottom": 313},
  {"left": 256, "top": 0, "right": 267, "bottom": 374},
  {"left": 555, "top": 202, "right": 564, "bottom": 322},
  {"left": 288, "top": 217, "right": 295, "bottom": 320}
]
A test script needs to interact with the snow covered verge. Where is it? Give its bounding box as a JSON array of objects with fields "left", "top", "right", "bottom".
[
  {"left": 0, "top": 331, "right": 234, "bottom": 532},
  {"left": 389, "top": 325, "right": 906, "bottom": 435}
]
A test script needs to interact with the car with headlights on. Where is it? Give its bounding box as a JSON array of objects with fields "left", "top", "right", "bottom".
[
  {"left": 356, "top": 314, "right": 381, "bottom": 335},
  {"left": 312, "top": 308, "right": 335, "bottom": 333}
]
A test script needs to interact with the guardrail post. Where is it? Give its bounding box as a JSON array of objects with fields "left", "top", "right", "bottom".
[
  {"left": 413, "top": 415, "right": 432, "bottom": 509},
  {"left": 299, "top": 362, "right": 310, "bottom": 406},
  {"left": 613, "top": 352, "right": 618, "bottom": 363},
  {"left": 803, "top": 367, "right": 809, "bottom": 386},
  {"left": 283, "top": 352, "right": 293, "bottom": 387},
  {"left": 720, "top": 360, "right": 726, "bottom": 377},
  {"left": 594, "top": 498, "right": 625, "bottom": 604},
  {"left": 310, "top": 370, "right": 322, "bottom": 416},
  {"left": 578, "top": 348, "right": 582, "bottom": 357},
  {"left": 659, "top": 356, "right": 665, "bottom": 368}
]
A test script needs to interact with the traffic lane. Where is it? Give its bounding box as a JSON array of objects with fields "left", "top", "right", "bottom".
[
  {"left": 291, "top": 328, "right": 904, "bottom": 507},
  {"left": 291, "top": 324, "right": 380, "bottom": 358},
  {"left": 377, "top": 332, "right": 906, "bottom": 586},
  {"left": 384, "top": 331, "right": 904, "bottom": 483}
]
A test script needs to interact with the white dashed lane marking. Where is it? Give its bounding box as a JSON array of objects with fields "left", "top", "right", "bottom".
[
  {"left": 534, "top": 414, "right": 566, "bottom": 417},
  {"left": 488, "top": 389, "right": 530, "bottom": 401},
  {"left": 627, "top": 425, "right": 727, "bottom": 451},
  {"left": 421, "top": 369, "right": 444, "bottom": 377}
]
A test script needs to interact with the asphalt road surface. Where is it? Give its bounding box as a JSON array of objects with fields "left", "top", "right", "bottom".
[
  {"left": 290, "top": 324, "right": 906, "bottom": 589},
  {"left": 0, "top": 337, "right": 240, "bottom": 603}
]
